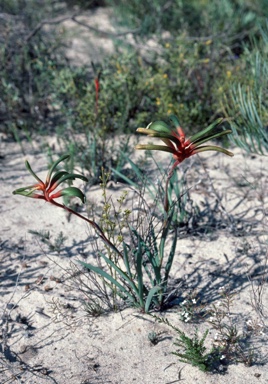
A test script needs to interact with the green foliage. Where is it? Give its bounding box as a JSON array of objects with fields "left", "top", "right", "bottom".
[
  {"left": 77, "top": 53, "right": 149, "bottom": 134},
  {"left": 98, "top": 171, "right": 132, "bottom": 309},
  {"left": 13, "top": 153, "right": 88, "bottom": 201},
  {"left": 0, "top": 0, "right": 54, "bottom": 16},
  {"left": 152, "top": 285, "right": 258, "bottom": 373},
  {"left": 108, "top": 0, "right": 267, "bottom": 37},
  {"left": 2, "top": 0, "right": 268, "bottom": 176},
  {"left": 155, "top": 316, "right": 213, "bottom": 372},
  {"left": 218, "top": 26, "right": 268, "bottom": 154},
  {"left": 80, "top": 197, "right": 179, "bottom": 312},
  {"left": 173, "top": 328, "right": 210, "bottom": 372},
  {"left": 8, "top": 2, "right": 263, "bottom": 374},
  {"left": 0, "top": 18, "right": 74, "bottom": 139},
  {"left": 99, "top": 170, "right": 131, "bottom": 247},
  {"left": 70, "top": 45, "right": 223, "bottom": 179}
]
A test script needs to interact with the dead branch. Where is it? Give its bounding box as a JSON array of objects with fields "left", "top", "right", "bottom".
[
  {"left": 71, "top": 15, "right": 139, "bottom": 37},
  {"left": 25, "top": 13, "right": 139, "bottom": 42},
  {"left": 25, "top": 14, "right": 79, "bottom": 42}
]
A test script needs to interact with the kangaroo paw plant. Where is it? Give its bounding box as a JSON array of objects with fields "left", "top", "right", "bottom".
[
  {"left": 136, "top": 115, "right": 234, "bottom": 212},
  {"left": 12, "top": 154, "right": 120, "bottom": 253}
]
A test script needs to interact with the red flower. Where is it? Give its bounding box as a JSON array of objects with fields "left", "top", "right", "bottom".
[
  {"left": 13, "top": 154, "right": 123, "bottom": 256},
  {"left": 136, "top": 115, "right": 234, "bottom": 212},
  {"left": 136, "top": 115, "right": 233, "bottom": 171},
  {"left": 13, "top": 154, "right": 87, "bottom": 203}
]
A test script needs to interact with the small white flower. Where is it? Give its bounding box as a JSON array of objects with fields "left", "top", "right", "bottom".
[
  {"left": 220, "top": 355, "right": 226, "bottom": 360},
  {"left": 192, "top": 299, "right": 197, "bottom": 304},
  {"left": 181, "top": 300, "right": 187, "bottom": 305}
]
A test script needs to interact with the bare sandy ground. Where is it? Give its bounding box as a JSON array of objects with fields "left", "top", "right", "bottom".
[{"left": 1, "top": 135, "right": 267, "bottom": 384}]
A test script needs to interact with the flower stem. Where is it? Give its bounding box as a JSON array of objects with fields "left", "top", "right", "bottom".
[
  {"left": 49, "top": 199, "right": 123, "bottom": 258},
  {"left": 164, "top": 160, "right": 180, "bottom": 214}
]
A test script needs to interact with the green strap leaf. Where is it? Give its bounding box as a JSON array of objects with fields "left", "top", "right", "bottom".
[
  {"left": 49, "top": 173, "right": 88, "bottom": 192},
  {"left": 46, "top": 154, "right": 70, "bottom": 185},
  {"left": 190, "top": 129, "right": 232, "bottom": 146},
  {"left": 48, "top": 171, "right": 69, "bottom": 189},
  {"left": 25, "top": 160, "right": 44, "bottom": 186},
  {"left": 147, "top": 120, "right": 172, "bottom": 134},
  {"left": 163, "top": 228, "right": 178, "bottom": 290},
  {"left": 79, "top": 261, "right": 135, "bottom": 302},
  {"left": 169, "top": 114, "right": 181, "bottom": 129},
  {"left": 100, "top": 253, "right": 139, "bottom": 295},
  {"left": 159, "top": 211, "right": 173, "bottom": 266},
  {"left": 122, "top": 242, "right": 133, "bottom": 280},
  {"left": 57, "top": 187, "right": 86, "bottom": 203},
  {"left": 195, "top": 145, "right": 234, "bottom": 156},
  {"left": 136, "top": 144, "right": 176, "bottom": 155},
  {"left": 138, "top": 130, "right": 181, "bottom": 148},
  {"left": 12, "top": 185, "right": 44, "bottom": 199},
  {"left": 189, "top": 118, "right": 223, "bottom": 143},
  {"left": 130, "top": 227, "right": 160, "bottom": 274},
  {"left": 145, "top": 286, "right": 162, "bottom": 313},
  {"left": 135, "top": 240, "right": 145, "bottom": 308},
  {"left": 13, "top": 185, "right": 37, "bottom": 194}
]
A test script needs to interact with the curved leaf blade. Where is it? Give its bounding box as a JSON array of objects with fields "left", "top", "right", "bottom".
[{"left": 56, "top": 187, "right": 86, "bottom": 203}]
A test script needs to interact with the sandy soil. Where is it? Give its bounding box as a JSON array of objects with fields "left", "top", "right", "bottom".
[
  {"left": 1, "top": 135, "right": 268, "bottom": 384},
  {"left": 1, "top": 6, "right": 268, "bottom": 384}
]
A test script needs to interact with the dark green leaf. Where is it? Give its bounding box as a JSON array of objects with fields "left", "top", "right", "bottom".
[
  {"left": 46, "top": 154, "right": 70, "bottom": 185},
  {"left": 145, "top": 286, "right": 161, "bottom": 313},
  {"left": 169, "top": 115, "right": 181, "bottom": 129},
  {"left": 149, "top": 120, "right": 172, "bottom": 134},
  {"left": 48, "top": 171, "right": 69, "bottom": 188},
  {"left": 25, "top": 160, "right": 44, "bottom": 185},
  {"left": 189, "top": 118, "right": 223, "bottom": 143},
  {"left": 58, "top": 187, "right": 86, "bottom": 203}
]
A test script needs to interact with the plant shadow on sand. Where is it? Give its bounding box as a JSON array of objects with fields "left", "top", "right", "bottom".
[{"left": 1, "top": 142, "right": 267, "bottom": 383}]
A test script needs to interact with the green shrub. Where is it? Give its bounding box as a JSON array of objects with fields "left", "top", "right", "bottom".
[
  {"left": 217, "top": 27, "right": 268, "bottom": 154},
  {"left": 108, "top": 0, "right": 268, "bottom": 38},
  {"left": 2, "top": 0, "right": 267, "bottom": 176}
]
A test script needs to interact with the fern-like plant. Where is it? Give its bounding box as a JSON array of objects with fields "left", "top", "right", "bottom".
[
  {"left": 155, "top": 316, "right": 212, "bottom": 372},
  {"left": 173, "top": 328, "right": 210, "bottom": 372}
]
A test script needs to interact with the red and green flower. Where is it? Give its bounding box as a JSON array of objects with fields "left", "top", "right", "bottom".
[
  {"left": 136, "top": 115, "right": 234, "bottom": 212},
  {"left": 136, "top": 115, "right": 233, "bottom": 168},
  {"left": 12, "top": 154, "right": 88, "bottom": 203}
]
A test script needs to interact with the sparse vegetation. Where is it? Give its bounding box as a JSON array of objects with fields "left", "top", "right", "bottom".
[{"left": 1, "top": 1, "right": 268, "bottom": 383}]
